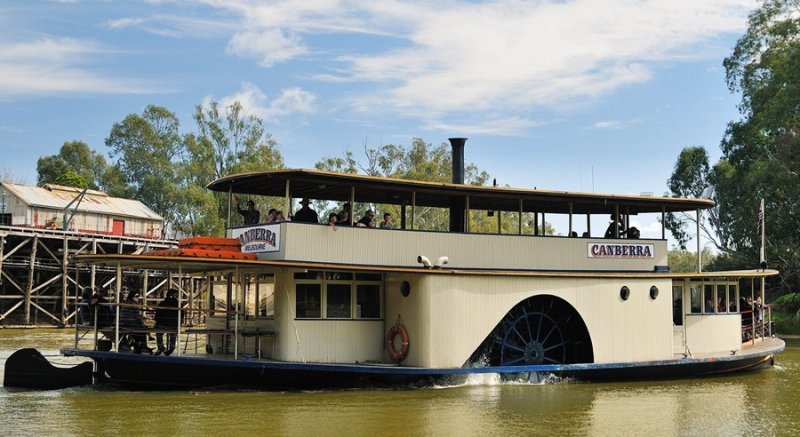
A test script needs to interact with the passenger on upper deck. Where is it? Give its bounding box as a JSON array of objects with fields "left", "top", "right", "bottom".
[
  {"left": 235, "top": 196, "right": 260, "bottom": 225},
  {"left": 337, "top": 203, "right": 352, "bottom": 226},
  {"left": 356, "top": 210, "right": 376, "bottom": 227},
  {"left": 604, "top": 214, "right": 625, "bottom": 238},
  {"left": 293, "top": 198, "right": 319, "bottom": 223},
  {"left": 328, "top": 213, "right": 338, "bottom": 226},
  {"left": 380, "top": 213, "right": 394, "bottom": 229}
]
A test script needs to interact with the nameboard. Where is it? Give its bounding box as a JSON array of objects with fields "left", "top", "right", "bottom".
[
  {"left": 587, "top": 242, "right": 654, "bottom": 259},
  {"left": 231, "top": 224, "right": 281, "bottom": 253}
]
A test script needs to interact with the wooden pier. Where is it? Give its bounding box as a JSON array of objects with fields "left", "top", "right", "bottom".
[{"left": 0, "top": 225, "right": 181, "bottom": 327}]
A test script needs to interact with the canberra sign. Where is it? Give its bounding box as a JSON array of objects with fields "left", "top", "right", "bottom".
[
  {"left": 588, "top": 242, "right": 654, "bottom": 259},
  {"left": 230, "top": 224, "right": 281, "bottom": 253}
]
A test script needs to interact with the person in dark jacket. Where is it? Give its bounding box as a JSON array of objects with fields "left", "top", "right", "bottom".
[
  {"left": 154, "top": 288, "right": 179, "bottom": 356},
  {"left": 89, "top": 287, "right": 113, "bottom": 327},
  {"left": 78, "top": 287, "right": 93, "bottom": 325},
  {"left": 119, "top": 289, "right": 152, "bottom": 354}
]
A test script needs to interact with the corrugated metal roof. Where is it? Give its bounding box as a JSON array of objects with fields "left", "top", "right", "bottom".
[{"left": 1, "top": 182, "right": 163, "bottom": 221}]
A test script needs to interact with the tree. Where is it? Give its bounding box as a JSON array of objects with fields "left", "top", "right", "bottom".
[
  {"left": 36, "top": 141, "right": 108, "bottom": 190},
  {"left": 668, "top": 248, "right": 717, "bottom": 273},
  {"left": 720, "top": 0, "right": 800, "bottom": 292},
  {"left": 192, "top": 100, "right": 285, "bottom": 230},
  {"left": 317, "top": 138, "right": 504, "bottom": 231},
  {"left": 105, "top": 105, "right": 184, "bottom": 237},
  {"left": 668, "top": 1, "right": 800, "bottom": 294}
]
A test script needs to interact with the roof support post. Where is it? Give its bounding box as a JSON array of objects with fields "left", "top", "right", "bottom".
[
  {"left": 176, "top": 266, "right": 183, "bottom": 357},
  {"left": 518, "top": 199, "right": 523, "bottom": 235},
  {"left": 661, "top": 206, "right": 666, "bottom": 240},
  {"left": 114, "top": 262, "right": 121, "bottom": 352},
  {"left": 496, "top": 201, "right": 501, "bottom": 234},
  {"left": 349, "top": 186, "right": 355, "bottom": 226},
  {"left": 284, "top": 180, "right": 291, "bottom": 219},
  {"left": 568, "top": 202, "right": 573, "bottom": 236},
  {"left": 696, "top": 208, "right": 702, "bottom": 273},
  {"left": 227, "top": 185, "right": 232, "bottom": 230},
  {"left": 411, "top": 192, "right": 416, "bottom": 230},
  {"left": 614, "top": 205, "right": 620, "bottom": 238},
  {"left": 586, "top": 213, "right": 591, "bottom": 237},
  {"left": 465, "top": 195, "right": 470, "bottom": 233}
]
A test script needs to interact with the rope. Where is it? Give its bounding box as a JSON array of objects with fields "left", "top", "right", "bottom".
[{"left": 284, "top": 285, "right": 306, "bottom": 363}]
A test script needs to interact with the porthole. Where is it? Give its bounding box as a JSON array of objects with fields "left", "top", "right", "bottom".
[
  {"left": 400, "top": 281, "right": 411, "bottom": 297},
  {"left": 620, "top": 286, "right": 630, "bottom": 301},
  {"left": 650, "top": 285, "right": 659, "bottom": 300}
]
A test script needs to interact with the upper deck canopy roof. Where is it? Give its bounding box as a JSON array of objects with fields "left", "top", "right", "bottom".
[{"left": 207, "top": 169, "right": 713, "bottom": 215}]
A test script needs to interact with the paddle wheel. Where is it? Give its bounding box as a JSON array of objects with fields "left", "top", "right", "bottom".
[{"left": 476, "top": 295, "right": 594, "bottom": 366}]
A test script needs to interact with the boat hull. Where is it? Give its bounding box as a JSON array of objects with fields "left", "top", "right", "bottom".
[{"left": 61, "top": 337, "right": 785, "bottom": 390}]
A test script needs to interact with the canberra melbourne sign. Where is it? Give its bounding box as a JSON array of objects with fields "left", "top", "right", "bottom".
[
  {"left": 587, "top": 242, "right": 654, "bottom": 259},
  {"left": 230, "top": 224, "right": 281, "bottom": 253}
]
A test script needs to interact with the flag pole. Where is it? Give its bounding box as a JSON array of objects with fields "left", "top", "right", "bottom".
[{"left": 759, "top": 198, "right": 766, "bottom": 269}]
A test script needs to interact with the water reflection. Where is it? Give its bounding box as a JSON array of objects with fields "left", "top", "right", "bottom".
[{"left": 1, "top": 331, "right": 799, "bottom": 436}]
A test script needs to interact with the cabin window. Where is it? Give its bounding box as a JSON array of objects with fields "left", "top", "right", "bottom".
[
  {"left": 689, "top": 284, "right": 702, "bottom": 314},
  {"left": 326, "top": 284, "right": 352, "bottom": 319},
  {"left": 294, "top": 270, "right": 382, "bottom": 320},
  {"left": 704, "top": 284, "right": 715, "bottom": 314},
  {"left": 255, "top": 274, "right": 274, "bottom": 317},
  {"left": 296, "top": 284, "right": 321, "bottom": 318},
  {"left": 356, "top": 284, "right": 381, "bottom": 318},
  {"left": 0, "top": 213, "right": 10, "bottom": 225},
  {"left": 672, "top": 285, "right": 683, "bottom": 325},
  {"left": 717, "top": 284, "right": 728, "bottom": 314}
]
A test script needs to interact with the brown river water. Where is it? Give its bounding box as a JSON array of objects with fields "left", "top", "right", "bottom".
[{"left": 1, "top": 329, "right": 799, "bottom": 436}]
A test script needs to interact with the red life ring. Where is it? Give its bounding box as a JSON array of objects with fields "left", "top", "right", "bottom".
[{"left": 385, "top": 323, "right": 410, "bottom": 362}]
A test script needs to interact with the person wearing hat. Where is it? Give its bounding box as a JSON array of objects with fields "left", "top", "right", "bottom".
[{"left": 293, "top": 198, "right": 319, "bottom": 223}]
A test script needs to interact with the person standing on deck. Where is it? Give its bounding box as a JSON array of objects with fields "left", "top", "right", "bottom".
[
  {"left": 235, "top": 196, "right": 260, "bottom": 225},
  {"left": 155, "top": 288, "right": 179, "bottom": 356},
  {"left": 293, "top": 198, "right": 319, "bottom": 223}
]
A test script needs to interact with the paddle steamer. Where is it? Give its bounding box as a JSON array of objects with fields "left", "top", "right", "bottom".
[{"left": 53, "top": 138, "right": 783, "bottom": 389}]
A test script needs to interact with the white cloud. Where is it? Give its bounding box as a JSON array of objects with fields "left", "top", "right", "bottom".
[
  {"left": 106, "top": 17, "right": 145, "bottom": 29},
  {"left": 226, "top": 29, "right": 308, "bottom": 67},
  {"left": 592, "top": 120, "right": 625, "bottom": 130},
  {"left": 204, "top": 0, "right": 754, "bottom": 130},
  {"left": 206, "top": 83, "right": 316, "bottom": 122},
  {"left": 0, "top": 38, "right": 156, "bottom": 96}
]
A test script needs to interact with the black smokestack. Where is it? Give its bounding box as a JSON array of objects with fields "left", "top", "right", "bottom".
[
  {"left": 449, "top": 137, "right": 466, "bottom": 185},
  {"left": 449, "top": 137, "right": 467, "bottom": 232}
]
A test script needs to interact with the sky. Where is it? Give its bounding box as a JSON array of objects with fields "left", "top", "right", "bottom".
[{"left": 0, "top": 0, "right": 760, "bottom": 244}]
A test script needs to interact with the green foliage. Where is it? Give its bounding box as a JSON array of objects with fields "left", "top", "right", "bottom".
[
  {"left": 719, "top": 0, "right": 800, "bottom": 294},
  {"left": 315, "top": 138, "right": 546, "bottom": 232},
  {"left": 668, "top": 1, "right": 800, "bottom": 297},
  {"left": 54, "top": 170, "right": 89, "bottom": 189},
  {"left": 192, "top": 101, "right": 285, "bottom": 230},
  {"left": 105, "top": 105, "right": 183, "bottom": 237},
  {"left": 667, "top": 248, "right": 717, "bottom": 273},
  {"left": 37, "top": 141, "right": 108, "bottom": 190}
]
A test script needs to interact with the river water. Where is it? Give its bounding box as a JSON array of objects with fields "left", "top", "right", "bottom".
[{"left": 1, "top": 329, "right": 798, "bottom": 436}]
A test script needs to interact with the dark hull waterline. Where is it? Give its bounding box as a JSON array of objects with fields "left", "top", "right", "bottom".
[{"left": 51, "top": 338, "right": 784, "bottom": 390}]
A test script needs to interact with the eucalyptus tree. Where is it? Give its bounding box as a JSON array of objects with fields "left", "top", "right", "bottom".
[
  {"left": 105, "top": 105, "right": 183, "bottom": 237},
  {"left": 191, "top": 100, "right": 285, "bottom": 229},
  {"left": 36, "top": 141, "right": 108, "bottom": 190},
  {"left": 667, "top": 0, "right": 800, "bottom": 294}
]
